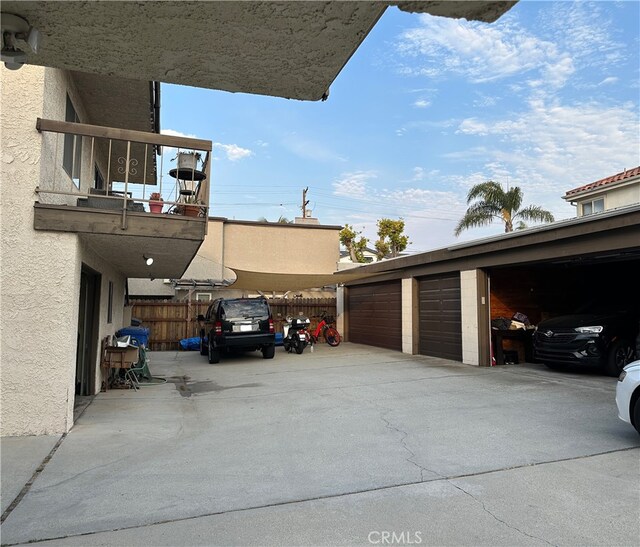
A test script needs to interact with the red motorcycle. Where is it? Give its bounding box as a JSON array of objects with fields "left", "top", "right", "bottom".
[{"left": 311, "top": 311, "right": 341, "bottom": 347}]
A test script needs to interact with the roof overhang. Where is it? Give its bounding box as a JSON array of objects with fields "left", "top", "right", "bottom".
[
  {"left": 71, "top": 72, "right": 157, "bottom": 133},
  {"left": 3, "top": 1, "right": 516, "bottom": 101}
]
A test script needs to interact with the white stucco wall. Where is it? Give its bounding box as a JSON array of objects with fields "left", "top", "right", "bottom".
[
  {"left": 1, "top": 67, "right": 128, "bottom": 436},
  {"left": 1, "top": 66, "right": 81, "bottom": 435},
  {"left": 460, "top": 270, "right": 480, "bottom": 366}
]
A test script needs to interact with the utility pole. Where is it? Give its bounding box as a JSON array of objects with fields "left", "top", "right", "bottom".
[{"left": 301, "top": 187, "right": 309, "bottom": 218}]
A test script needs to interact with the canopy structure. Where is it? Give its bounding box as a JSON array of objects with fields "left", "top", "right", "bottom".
[{"left": 225, "top": 267, "right": 380, "bottom": 292}]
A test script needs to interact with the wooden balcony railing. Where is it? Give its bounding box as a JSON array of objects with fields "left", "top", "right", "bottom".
[{"left": 35, "top": 118, "right": 212, "bottom": 232}]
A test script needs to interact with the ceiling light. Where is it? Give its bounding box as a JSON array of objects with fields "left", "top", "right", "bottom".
[
  {"left": 143, "top": 255, "right": 154, "bottom": 266},
  {"left": 1, "top": 13, "right": 40, "bottom": 70}
]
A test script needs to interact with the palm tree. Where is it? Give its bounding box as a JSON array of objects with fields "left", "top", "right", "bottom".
[{"left": 454, "top": 181, "right": 554, "bottom": 236}]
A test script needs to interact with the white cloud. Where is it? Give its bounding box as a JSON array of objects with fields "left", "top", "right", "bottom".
[
  {"left": 599, "top": 76, "right": 619, "bottom": 86},
  {"left": 457, "top": 118, "right": 489, "bottom": 136},
  {"left": 160, "top": 129, "right": 252, "bottom": 162},
  {"left": 413, "top": 99, "right": 431, "bottom": 108},
  {"left": 396, "top": 15, "right": 567, "bottom": 85},
  {"left": 332, "top": 171, "right": 377, "bottom": 199},
  {"left": 213, "top": 143, "right": 253, "bottom": 162}
]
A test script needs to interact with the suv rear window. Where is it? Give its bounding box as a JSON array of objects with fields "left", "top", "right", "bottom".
[{"left": 220, "top": 299, "right": 270, "bottom": 321}]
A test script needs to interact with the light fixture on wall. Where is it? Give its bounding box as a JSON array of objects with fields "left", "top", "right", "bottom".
[
  {"left": 1, "top": 13, "right": 40, "bottom": 70},
  {"left": 143, "top": 255, "right": 154, "bottom": 266}
]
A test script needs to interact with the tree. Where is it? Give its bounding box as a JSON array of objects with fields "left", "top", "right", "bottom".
[
  {"left": 374, "top": 218, "right": 409, "bottom": 260},
  {"left": 257, "top": 215, "right": 292, "bottom": 224},
  {"left": 454, "top": 181, "right": 554, "bottom": 236},
  {"left": 339, "top": 224, "right": 369, "bottom": 263}
]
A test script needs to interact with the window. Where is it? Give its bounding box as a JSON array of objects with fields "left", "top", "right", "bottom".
[
  {"left": 581, "top": 198, "right": 605, "bottom": 216},
  {"left": 196, "top": 293, "right": 211, "bottom": 301},
  {"left": 62, "top": 95, "right": 82, "bottom": 186},
  {"left": 107, "top": 281, "right": 114, "bottom": 324}
]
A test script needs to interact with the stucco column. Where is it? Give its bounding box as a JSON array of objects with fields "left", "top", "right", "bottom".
[
  {"left": 402, "top": 278, "right": 418, "bottom": 354},
  {"left": 461, "top": 270, "right": 480, "bottom": 365}
]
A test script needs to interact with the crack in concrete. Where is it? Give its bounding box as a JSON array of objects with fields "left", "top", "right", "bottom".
[
  {"left": 448, "top": 481, "right": 556, "bottom": 546},
  {"left": 378, "top": 410, "right": 440, "bottom": 483}
]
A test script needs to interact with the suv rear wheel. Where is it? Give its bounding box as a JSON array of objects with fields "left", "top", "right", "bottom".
[
  {"left": 262, "top": 344, "right": 275, "bottom": 359},
  {"left": 208, "top": 343, "right": 220, "bottom": 364}
]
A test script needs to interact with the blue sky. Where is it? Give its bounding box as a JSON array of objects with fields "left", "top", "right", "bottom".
[{"left": 158, "top": 1, "right": 640, "bottom": 253}]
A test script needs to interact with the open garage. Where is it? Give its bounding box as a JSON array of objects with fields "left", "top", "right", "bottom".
[{"left": 342, "top": 206, "right": 640, "bottom": 369}]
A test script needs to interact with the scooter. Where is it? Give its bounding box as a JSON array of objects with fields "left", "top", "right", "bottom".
[{"left": 283, "top": 315, "right": 312, "bottom": 354}]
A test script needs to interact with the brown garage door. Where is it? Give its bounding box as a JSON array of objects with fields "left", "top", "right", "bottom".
[
  {"left": 348, "top": 280, "right": 402, "bottom": 351},
  {"left": 419, "top": 273, "right": 462, "bottom": 361}
]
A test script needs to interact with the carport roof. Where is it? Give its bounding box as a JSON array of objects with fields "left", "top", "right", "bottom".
[{"left": 345, "top": 204, "right": 640, "bottom": 282}]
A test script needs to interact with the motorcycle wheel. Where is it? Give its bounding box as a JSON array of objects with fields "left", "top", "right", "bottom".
[
  {"left": 295, "top": 342, "right": 304, "bottom": 355},
  {"left": 283, "top": 341, "right": 291, "bottom": 352}
]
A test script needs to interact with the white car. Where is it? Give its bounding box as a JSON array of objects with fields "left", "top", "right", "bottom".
[{"left": 616, "top": 359, "right": 640, "bottom": 434}]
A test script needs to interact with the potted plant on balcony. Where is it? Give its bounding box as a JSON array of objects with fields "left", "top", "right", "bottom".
[
  {"left": 149, "top": 192, "right": 163, "bottom": 214},
  {"left": 181, "top": 195, "right": 204, "bottom": 218}
]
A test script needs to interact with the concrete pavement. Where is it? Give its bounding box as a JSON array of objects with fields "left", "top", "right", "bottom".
[{"left": 1, "top": 344, "right": 639, "bottom": 545}]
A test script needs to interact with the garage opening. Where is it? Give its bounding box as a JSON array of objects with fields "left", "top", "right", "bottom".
[
  {"left": 418, "top": 273, "right": 462, "bottom": 361},
  {"left": 347, "top": 280, "right": 401, "bottom": 351},
  {"left": 488, "top": 257, "right": 640, "bottom": 367}
]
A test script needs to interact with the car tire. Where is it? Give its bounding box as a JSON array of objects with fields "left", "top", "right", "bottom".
[
  {"left": 208, "top": 343, "right": 220, "bottom": 364},
  {"left": 199, "top": 331, "right": 208, "bottom": 356},
  {"left": 262, "top": 344, "right": 275, "bottom": 359},
  {"left": 633, "top": 396, "right": 640, "bottom": 435},
  {"left": 605, "top": 340, "right": 633, "bottom": 377}
]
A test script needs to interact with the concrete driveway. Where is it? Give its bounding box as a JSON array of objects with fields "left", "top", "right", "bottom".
[{"left": 2, "top": 344, "right": 639, "bottom": 546}]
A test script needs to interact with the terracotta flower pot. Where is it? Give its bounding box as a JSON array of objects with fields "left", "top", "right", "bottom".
[
  {"left": 149, "top": 201, "right": 163, "bottom": 213},
  {"left": 183, "top": 204, "right": 201, "bottom": 217}
]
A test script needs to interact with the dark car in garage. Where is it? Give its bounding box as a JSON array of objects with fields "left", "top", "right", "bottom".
[{"left": 533, "top": 303, "right": 639, "bottom": 376}]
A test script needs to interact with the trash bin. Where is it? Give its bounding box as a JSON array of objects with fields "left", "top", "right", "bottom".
[{"left": 116, "top": 327, "right": 150, "bottom": 348}]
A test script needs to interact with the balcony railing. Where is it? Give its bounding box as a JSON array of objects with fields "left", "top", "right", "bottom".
[{"left": 35, "top": 118, "right": 212, "bottom": 233}]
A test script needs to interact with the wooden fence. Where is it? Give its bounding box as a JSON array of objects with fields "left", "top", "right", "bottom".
[{"left": 130, "top": 298, "right": 337, "bottom": 351}]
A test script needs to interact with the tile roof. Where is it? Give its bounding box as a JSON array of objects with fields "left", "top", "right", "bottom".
[{"left": 565, "top": 166, "right": 640, "bottom": 197}]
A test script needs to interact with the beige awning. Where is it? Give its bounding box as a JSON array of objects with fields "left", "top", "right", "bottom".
[{"left": 224, "top": 268, "right": 379, "bottom": 291}]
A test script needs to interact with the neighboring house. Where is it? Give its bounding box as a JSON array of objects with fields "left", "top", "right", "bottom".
[
  {"left": 563, "top": 166, "right": 640, "bottom": 217},
  {"left": 338, "top": 247, "right": 380, "bottom": 267}
]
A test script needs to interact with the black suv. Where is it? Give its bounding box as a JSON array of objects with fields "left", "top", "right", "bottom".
[
  {"left": 533, "top": 303, "right": 639, "bottom": 376},
  {"left": 199, "top": 298, "right": 276, "bottom": 364}
]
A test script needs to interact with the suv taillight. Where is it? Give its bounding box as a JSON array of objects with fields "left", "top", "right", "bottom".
[
  {"left": 215, "top": 321, "right": 222, "bottom": 335},
  {"left": 269, "top": 318, "right": 274, "bottom": 334}
]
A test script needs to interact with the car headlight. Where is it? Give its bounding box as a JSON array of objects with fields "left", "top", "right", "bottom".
[
  {"left": 618, "top": 370, "right": 627, "bottom": 382},
  {"left": 575, "top": 326, "right": 603, "bottom": 334}
]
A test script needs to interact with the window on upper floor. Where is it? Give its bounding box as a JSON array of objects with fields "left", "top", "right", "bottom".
[
  {"left": 581, "top": 198, "right": 605, "bottom": 216},
  {"left": 196, "top": 293, "right": 212, "bottom": 301},
  {"left": 62, "top": 94, "right": 82, "bottom": 186}
]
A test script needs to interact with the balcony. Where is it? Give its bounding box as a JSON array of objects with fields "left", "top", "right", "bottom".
[{"left": 34, "top": 118, "right": 212, "bottom": 278}]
